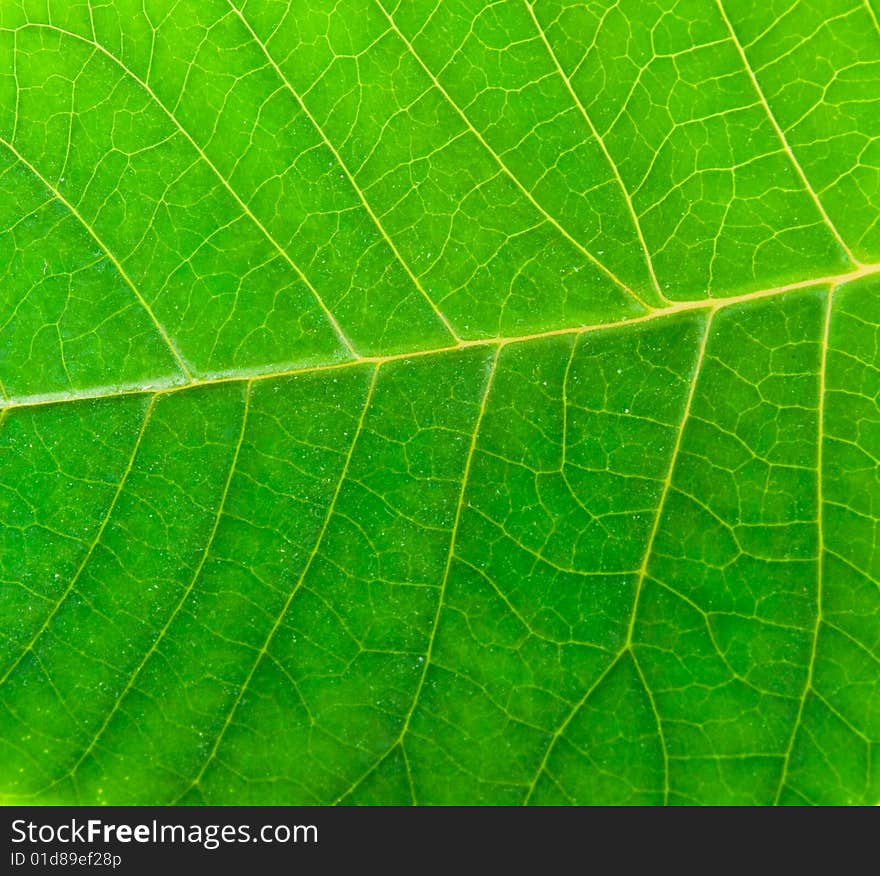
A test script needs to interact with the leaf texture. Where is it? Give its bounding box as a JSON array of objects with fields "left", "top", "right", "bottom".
[{"left": 0, "top": 0, "right": 878, "bottom": 805}]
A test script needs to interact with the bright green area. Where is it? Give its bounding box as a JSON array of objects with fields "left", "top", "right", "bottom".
[{"left": 0, "top": 0, "right": 878, "bottom": 805}]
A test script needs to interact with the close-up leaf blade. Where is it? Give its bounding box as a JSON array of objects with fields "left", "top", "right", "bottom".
[{"left": 0, "top": 0, "right": 878, "bottom": 806}]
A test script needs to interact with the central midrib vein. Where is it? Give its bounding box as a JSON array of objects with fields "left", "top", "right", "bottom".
[{"left": 2, "top": 262, "right": 878, "bottom": 412}]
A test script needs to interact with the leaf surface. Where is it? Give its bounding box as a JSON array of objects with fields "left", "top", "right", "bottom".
[{"left": 0, "top": 0, "right": 878, "bottom": 805}]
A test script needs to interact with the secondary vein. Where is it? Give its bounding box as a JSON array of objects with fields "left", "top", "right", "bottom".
[
  {"left": 0, "top": 395, "right": 157, "bottom": 687},
  {"left": 61, "top": 382, "right": 253, "bottom": 790},
  {"left": 0, "top": 137, "right": 193, "bottom": 380},
  {"left": 715, "top": 0, "right": 858, "bottom": 265},
  {"left": 227, "top": 0, "right": 461, "bottom": 344},
  {"left": 373, "top": 0, "right": 652, "bottom": 312},
  {"left": 176, "top": 364, "right": 379, "bottom": 801}
]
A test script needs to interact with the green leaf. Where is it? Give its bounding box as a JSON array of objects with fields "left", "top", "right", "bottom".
[{"left": 0, "top": 0, "right": 878, "bottom": 806}]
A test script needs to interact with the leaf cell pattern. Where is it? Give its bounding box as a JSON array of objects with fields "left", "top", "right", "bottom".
[{"left": 0, "top": 0, "right": 878, "bottom": 805}]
